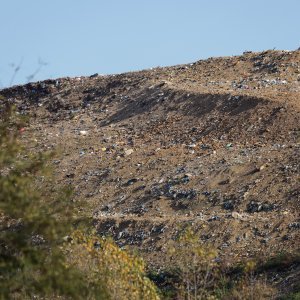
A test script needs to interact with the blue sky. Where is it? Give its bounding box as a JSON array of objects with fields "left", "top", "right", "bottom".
[{"left": 1, "top": 0, "right": 299, "bottom": 88}]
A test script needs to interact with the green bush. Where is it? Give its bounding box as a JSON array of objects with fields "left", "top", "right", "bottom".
[{"left": 0, "top": 100, "right": 107, "bottom": 299}]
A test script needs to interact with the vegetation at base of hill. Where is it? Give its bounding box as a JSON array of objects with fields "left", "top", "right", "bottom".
[{"left": 149, "top": 226, "right": 279, "bottom": 299}]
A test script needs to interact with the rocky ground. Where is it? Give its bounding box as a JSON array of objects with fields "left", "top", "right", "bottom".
[{"left": 1, "top": 49, "right": 299, "bottom": 295}]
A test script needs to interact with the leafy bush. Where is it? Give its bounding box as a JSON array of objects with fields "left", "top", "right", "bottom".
[
  {"left": 71, "top": 230, "right": 160, "bottom": 300},
  {"left": 0, "top": 101, "right": 107, "bottom": 299}
]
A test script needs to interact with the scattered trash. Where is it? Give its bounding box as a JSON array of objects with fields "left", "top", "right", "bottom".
[
  {"left": 124, "top": 178, "right": 139, "bottom": 186},
  {"left": 246, "top": 201, "right": 275, "bottom": 213},
  {"left": 2, "top": 49, "right": 299, "bottom": 277},
  {"left": 90, "top": 73, "right": 98, "bottom": 78},
  {"left": 124, "top": 149, "right": 134, "bottom": 156},
  {"left": 79, "top": 130, "right": 87, "bottom": 136}
]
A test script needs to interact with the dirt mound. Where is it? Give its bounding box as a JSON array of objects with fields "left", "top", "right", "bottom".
[{"left": 1, "top": 49, "right": 299, "bottom": 293}]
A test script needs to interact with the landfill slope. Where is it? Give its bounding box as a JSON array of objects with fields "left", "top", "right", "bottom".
[{"left": 1, "top": 49, "right": 300, "bottom": 291}]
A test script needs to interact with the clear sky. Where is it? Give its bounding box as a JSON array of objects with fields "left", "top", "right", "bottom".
[{"left": 1, "top": 0, "right": 299, "bottom": 88}]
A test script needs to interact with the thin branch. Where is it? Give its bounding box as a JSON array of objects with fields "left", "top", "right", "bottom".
[
  {"left": 9, "top": 57, "right": 24, "bottom": 86},
  {"left": 26, "top": 58, "right": 48, "bottom": 83}
]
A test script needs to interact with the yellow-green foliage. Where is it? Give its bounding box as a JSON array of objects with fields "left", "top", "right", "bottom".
[
  {"left": 72, "top": 231, "right": 160, "bottom": 300},
  {"left": 168, "top": 226, "right": 219, "bottom": 300}
]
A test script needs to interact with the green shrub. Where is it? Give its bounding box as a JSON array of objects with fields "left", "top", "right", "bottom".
[{"left": 0, "top": 100, "right": 107, "bottom": 299}]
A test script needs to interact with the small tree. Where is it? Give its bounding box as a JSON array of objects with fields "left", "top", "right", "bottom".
[
  {"left": 0, "top": 99, "right": 107, "bottom": 299},
  {"left": 167, "top": 227, "right": 219, "bottom": 300}
]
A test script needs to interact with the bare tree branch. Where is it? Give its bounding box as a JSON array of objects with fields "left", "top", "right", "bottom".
[
  {"left": 9, "top": 57, "right": 23, "bottom": 86},
  {"left": 26, "top": 58, "right": 48, "bottom": 83}
]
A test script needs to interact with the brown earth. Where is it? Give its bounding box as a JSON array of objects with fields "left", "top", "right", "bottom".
[{"left": 1, "top": 49, "right": 299, "bottom": 294}]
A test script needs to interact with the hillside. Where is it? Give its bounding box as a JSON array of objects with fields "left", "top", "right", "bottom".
[{"left": 1, "top": 49, "right": 299, "bottom": 296}]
